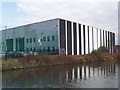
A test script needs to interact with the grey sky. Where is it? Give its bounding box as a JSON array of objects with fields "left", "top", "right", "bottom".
[
  {"left": 1, "top": 0, "right": 119, "bottom": 44},
  {"left": 118, "top": 1, "right": 120, "bottom": 45}
]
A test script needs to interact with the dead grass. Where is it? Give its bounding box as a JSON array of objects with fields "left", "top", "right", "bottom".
[{"left": 2, "top": 52, "right": 119, "bottom": 71}]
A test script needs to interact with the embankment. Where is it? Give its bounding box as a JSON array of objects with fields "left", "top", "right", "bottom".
[{"left": 2, "top": 52, "right": 119, "bottom": 71}]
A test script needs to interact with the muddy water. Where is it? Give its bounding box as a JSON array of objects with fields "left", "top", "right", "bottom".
[{"left": 2, "top": 61, "right": 119, "bottom": 88}]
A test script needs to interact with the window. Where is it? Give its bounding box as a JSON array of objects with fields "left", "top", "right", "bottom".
[
  {"left": 33, "top": 38, "right": 36, "bottom": 42},
  {"left": 26, "top": 39, "right": 29, "bottom": 43},
  {"left": 26, "top": 48, "right": 29, "bottom": 51},
  {"left": 43, "top": 47, "right": 46, "bottom": 51},
  {"left": 30, "top": 48, "right": 32, "bottom": 51},
  {"left": 47, "top": 47, "right": 50, "bottom": 52},
  {"left": 30, "top": 38, "right": 32, "bottom": 43},
  {"left": 52, "top": 47, "right": 55, "bottom": 51},
  {"left": 2, "top": 41, "right": 4, "bottom": 45},
  {"left": 43, "top": 37, "right": 46, "bottom": 42},
  {"left": 52, "top": 36, "right": 55, "bottom": 41},
  {"left": 47, "top": 36, "right": 50, "bottom": 41},
  {"left": 33, "top": 47, "right": 36, "bottom": 51},
  {"left": 41, "top": 39, "right": 43, "bottom": 42}
]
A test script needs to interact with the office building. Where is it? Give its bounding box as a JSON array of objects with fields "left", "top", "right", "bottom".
[{"left": 0, "top": 18, "right": 115, "bottom": 55}]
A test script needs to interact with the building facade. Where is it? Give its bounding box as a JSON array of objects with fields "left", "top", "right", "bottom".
[{"left": 0, "top": 18, "right": 115, "bottom": 55}]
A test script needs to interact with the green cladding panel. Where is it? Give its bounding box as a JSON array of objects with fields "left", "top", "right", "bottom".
[
  {"left": 16, "top": 38, "right": 18, "bottom": 51},
  {"left": 16, "top": 37, "right": 24, "bottom": 51},
  {"left": 6, "top": 39, "right": 13, "bottom": 52},
  {"left": 19, "top": 38, "right": 24, "bottom": 51}
]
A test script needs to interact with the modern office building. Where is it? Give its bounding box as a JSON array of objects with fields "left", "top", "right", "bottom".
[{"left": 0, "top": 18, "right": 115, "bottom": 55}]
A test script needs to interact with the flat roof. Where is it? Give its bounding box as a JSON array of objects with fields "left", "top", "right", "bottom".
[{"left": 1, "top": 18, "right": 115, "bottom": 33}]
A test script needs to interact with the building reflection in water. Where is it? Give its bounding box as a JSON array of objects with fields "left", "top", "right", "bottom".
[
  {"left": 2, "top": 62, "right": 118, "bottom": 88},
  {"left": 59, "top": 63, "right": 117, "bottom": 83}
]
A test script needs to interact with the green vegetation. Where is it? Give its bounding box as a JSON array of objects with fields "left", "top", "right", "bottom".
[
  {"left": 90, "top": 46, "right": 119, "bottom": 61},
  {"left": 2, "top": 60, "right": 23, "bottom": 70},
  {"left": 2, "top": 46, "right": 119, "bottom": 71},
  {"left": 91, "top": 46, "right": 108, "bottom": 54}
]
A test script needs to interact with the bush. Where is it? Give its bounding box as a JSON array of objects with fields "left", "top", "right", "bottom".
[
  {"left": 91, "top": 46, "right": 108, "bottom": 54},
  {"left": 2, "top": 60, "right": 23, "bottom": 70}
]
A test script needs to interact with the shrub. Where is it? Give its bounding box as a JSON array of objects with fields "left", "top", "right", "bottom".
[
  {"left": 91, "top": 46, "right": 108, "bottom": 54},
  {"left": 2, "top": 60, "right": 23, "bottom": 70}
]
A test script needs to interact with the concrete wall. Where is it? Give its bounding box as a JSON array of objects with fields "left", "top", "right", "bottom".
[{"left": 59, "top": 19, "right": 115, "bottom": 55}]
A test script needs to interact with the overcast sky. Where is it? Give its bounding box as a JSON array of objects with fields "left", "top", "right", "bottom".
[{"left": 0, "top": 0, "right": 119, "bottom": 44}]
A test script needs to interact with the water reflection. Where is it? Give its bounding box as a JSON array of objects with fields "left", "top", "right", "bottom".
[
  {"left": 59, "top": 64, "right": 117, "bottom": 83},
  {"left": 2, "top": 61, "right": 118, "bottom": 88}
]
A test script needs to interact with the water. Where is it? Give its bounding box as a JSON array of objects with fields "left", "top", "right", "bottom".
[{"left": 2, "top": 61, "right": 119, "bottom": 88}]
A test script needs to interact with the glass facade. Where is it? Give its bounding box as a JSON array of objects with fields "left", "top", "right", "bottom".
[{"left": 1, "top": 18, "right": 115, "bottom": 55}]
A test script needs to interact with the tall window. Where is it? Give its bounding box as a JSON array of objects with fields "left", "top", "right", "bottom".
[
  {"left": 2, "top": 41, "right": 4, "bottom": 45},
  {"left": 43, "top": 37, "right": 46, "bottom": 41},
  {"left": 26, "top": 39, "right": 29, "bottom": 43},
  {"left": 47, "top": 47, "right": 50, "bottom": 52},
  {"left": 43, "top": 47, "right": 46, "bottom": 51},
  {"left": 33, "top": 38, "right": 36, "bottom": 42},
  {"left": 52, "top": 36, "right": 55, "bottom": 41},
  {"left": 33, "top": 47, "right": 36, "bottom": 51},
  {"left": 41, "top": 39, "right": 43, "bottom": 42},
  {"left": 26, "top": 48, "right": 29, "bottom": 51},
  {"left": 30, "top": 38, "right": 32, "bottom": 43},
  {"left": 52, "top": 47, "right": 55, "bottom": 51},
  {"left": 47, "top": 36, "right": 50, "bottom": 41},
  {"left": 30, "top": 48, "right": 32, "bottom": 51}
]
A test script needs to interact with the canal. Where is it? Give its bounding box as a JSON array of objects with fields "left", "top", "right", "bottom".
[{"left": 2, "top": 61, "right": 119, "bottom": 88}]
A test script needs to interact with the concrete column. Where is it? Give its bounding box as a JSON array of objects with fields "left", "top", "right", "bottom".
[
  {"left": 79, "top": 24, "right": 82, "bottom": 55},
  {"left": 92, "top": 27, "right": 94, "bottom": 50},
  {"left": 88, "top": 26, "right": 90, "bottom": 53},
  {"left": 103, "top": 30, "right": 105, "bottom": 47}
]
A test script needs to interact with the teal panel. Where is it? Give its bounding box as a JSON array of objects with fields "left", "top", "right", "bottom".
[
  {"left": 15, "top": 37, "right": 24, "bottom": 51},
  {"left": 19, "top": 38, "right": 24, "bottom": 51},
  {"left": 6, "top": 39, "right": 13, "bottom": 52},
  {"left": 16, "top": 37, "right": 24, "bottom": 51},
  {"left": 16, "top": 38, "right": 18, "bottom": 51}
]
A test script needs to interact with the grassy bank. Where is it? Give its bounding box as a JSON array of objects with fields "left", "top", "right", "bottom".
[
  {"left": 2, "top": 46, "right": 119, "bottom": 71},
  {"left": 2, "top": 52, "right": 119, "bottom": 71},
  {"left": 3, "top": 61, "right": 118, "bottom": 80}
]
